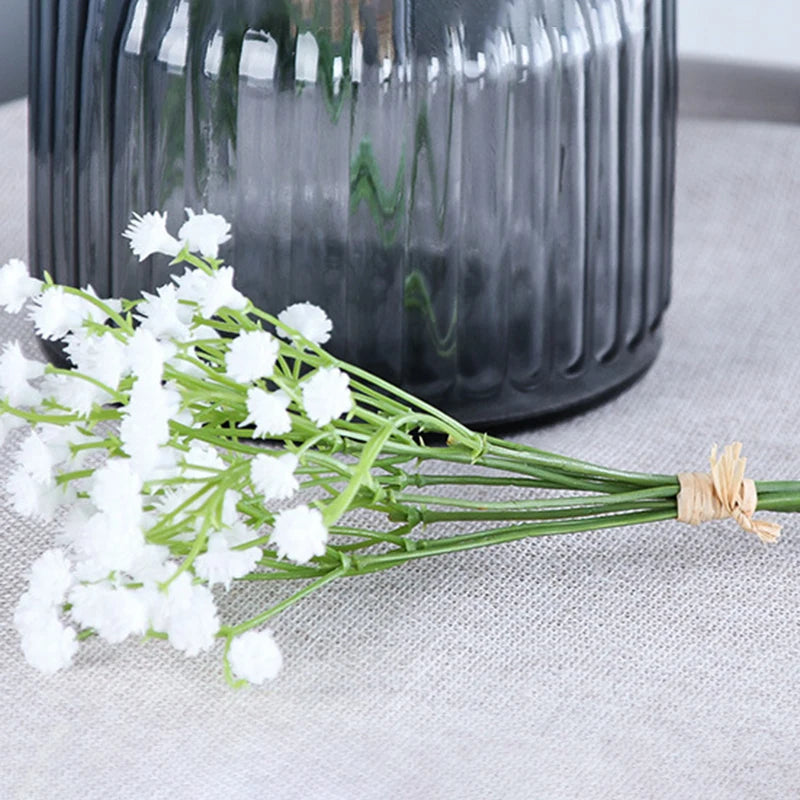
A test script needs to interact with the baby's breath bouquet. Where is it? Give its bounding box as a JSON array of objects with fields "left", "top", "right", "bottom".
[{"left": 3, "top": 210, "right": 796, "bottom": 686}]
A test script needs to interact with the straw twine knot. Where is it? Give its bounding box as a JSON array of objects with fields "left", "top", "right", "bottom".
[{"left": 677, "top": 443, "right": 781, "bottom": 543}]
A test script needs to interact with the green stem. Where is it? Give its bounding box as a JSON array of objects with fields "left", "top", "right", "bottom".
[
  {"left": 386, "top": 473, "right": 555, "bottom": 490},
  {"left": 321, "top": 413, "right": 422, "bottom": 527},
  {"left": 392, "top": 485, "right": 679, "bottom": 513},
  {"left": 755, "top": 481, "right": 800, "bottom": 495},
  {"left": 754, "top": 492, "right": 800, "bottom": 512},
  {"left": 0, "top": 401, "right": 81, "bottom": 426},
  {"left": 486, "top": 439, "right": 676, "bottom": 487},
  {"left": 354, "top": 510, "right": 677, "bottom": 572},
  {"left": 401, "top": 501, "right": 676, "bottom": 525}
]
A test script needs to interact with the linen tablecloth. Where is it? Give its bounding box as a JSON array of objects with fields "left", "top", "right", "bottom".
[{"left": 1, "top": 96, "right": 799, "bottom": 799}]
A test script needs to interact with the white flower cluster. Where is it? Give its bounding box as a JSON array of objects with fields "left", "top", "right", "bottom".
[
  {"left": 0, "top": 209, "right": 356, "bottom": 685},
  {"left": 14, "top": 549, "right": 78, "bottom": 674},
  {"left": 122, "top": 208, "right": 231, "bottom": 262}
]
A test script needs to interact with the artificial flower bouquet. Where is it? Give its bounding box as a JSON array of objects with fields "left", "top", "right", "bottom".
[{"left": 2, "top": 211, "right": 792, "bottom": 686}]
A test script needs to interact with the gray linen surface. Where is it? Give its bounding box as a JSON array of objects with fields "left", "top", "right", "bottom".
[{"left": 1, "top": 96, "right": 800, "bottom": 799}]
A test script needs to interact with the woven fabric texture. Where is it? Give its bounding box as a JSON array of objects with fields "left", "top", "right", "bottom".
[{"left": 2, "top": 96, "right": 800, "bottom": 799}]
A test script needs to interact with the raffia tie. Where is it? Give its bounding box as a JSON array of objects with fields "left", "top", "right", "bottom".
[{"left": 677, "top": 443, "right": 781, "bottom": 544}]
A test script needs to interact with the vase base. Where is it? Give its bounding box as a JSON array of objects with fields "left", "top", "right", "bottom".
[{"left": 408, "top": 327, "right": 664, "bottom": 430}]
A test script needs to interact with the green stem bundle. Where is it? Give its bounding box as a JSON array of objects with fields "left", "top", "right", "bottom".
[{"left": 8, "top": 248, "right": 798, "bottom": 685}]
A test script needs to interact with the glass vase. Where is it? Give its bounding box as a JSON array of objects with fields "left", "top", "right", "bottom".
[{"left": 29, "top": 0, "right": 677, "bottom": 425}]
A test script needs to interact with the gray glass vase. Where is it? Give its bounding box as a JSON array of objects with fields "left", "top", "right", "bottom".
[{"left": 30, "top": 0, "right": 677, "bottom": 425}]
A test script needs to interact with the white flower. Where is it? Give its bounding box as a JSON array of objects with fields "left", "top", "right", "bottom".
[
  {"left": 0, "top": 341, "right": 45, "bottom": 380},
  {"left": 203, "top": 267, "right": 248, "bottom": 317},
  {"left": 120, "top": 375, "right": 182, "bottom": 479},
  {"left": 22, "top": 549, "right": 74, "bottom": 609},
  {"left": 242, "top": 387, "right": 292, "bottom": 437},
  {"left": 18, "top": 612, "right": 78, "bottom": 674},
  {"left": 80, "top": 285, "right": 123, "bottom": 323},
  {"left": 119, "top": 431, "right": 179, "bottom": 486},
  {"left": 136, "top": 283, "right": 192, "bottom": 340},
  {"left": 28, "top": 287, "right": 74, "bottom": 340},
  {"left": 221, "top": 490, "right": 241, "bottom": 528},
  {"left": 187, "top": 322, "right": 221, "bottom": 343},
  {"left": 178, "top": 209, "right": 232, "bottom": 259},
  {"left": 0, "top": 340, "right": 45, "bottom": 407},
  {"left": 28, "top": 285, "right": 117, "bottom": 341},
  {"left": 0, "top": 258, "right": 42, "bottom": 313},
  {"left": 67, "top": 511, "right": 146, "bottom": 579},
  {"left": 85, "top": 285, "right": 124, "bottom": 320},
  {"left": 270, "top": 505, "right": 328, "bottom": 564},
  {"left": 158, "top": 573, "right": 220, "bottom": 656},
  {"left": 143, "top": 445, "right": 181, "bottom": 482},
  {"left": 13, "top": 590, "right": 56, "bottom": 635},
  {"left": 6, "top": 465, "right": 63, "bottom": 522},
  {"left": 225, "top": 330, "right": 279, "bottom": 384},
  {"left": 172, "top": 266, "right": 247, "bottom": 318},
  {"left": 124, "top": 327, "right": 171, "bottom": 382},
  {"left": 250, "top": 453, "right": 299, "bottom": 501},
  {"left": 0, "top": 413, "right": 26, "bottom": 448},
  {"left": 302, "top": 367, "right": 353, "bottom": 426},
  {"left": 40, "top": 372, "right": 109, "bottom": 418},
  {"left": 171, "top": 267, "right": 210, "bottom": 306},
  {"left": 123, "top": 211, "right": 183, "bottom": 261},
  {"left": 39, "top": 423, "right": 90, "bottom": 467},
  {"left": 150, "top": 484, "right": 202, "bottom": 527},
  {"left": 57, "top": 501, "right": 94, "bottom": 545},
  {"left": 65, "top": 329, "right": 127, "bottom": 394},
  {"left": 222, "top": 519, "right": 257, "bottom": 547},
  {"left": 194, "top": 531, "right": 262, "bottom": 590},
  {"left": 278, "top": 302, "right": 332, "bottom": 345},
  {"left": 89, "top": 459, "right": 143, "bottom": 527},
  {"left": 14, "top": 563, "right": 79, "bottom": 675},
  {"left": 228, "top": 629, "right": 283, "bottom": 685},
  {"left": 16, "top": 429, "right": 59, "bottom": 485},
  {"left": 181, "top": 442, "right": 225, "bottom": 474},
  {"left": 125, "top": 545, "right": 174, "bottom": 584},
  {"left": 41, "top": 331, "right": 126, "bottom": 416},
  {"left": 69, "top": 582, "right": 149, "bottom": 644}
]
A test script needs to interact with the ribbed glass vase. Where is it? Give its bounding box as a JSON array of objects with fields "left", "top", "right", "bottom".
[{"left": 30, "top": 0, "right": 677, "bottom": 426}]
